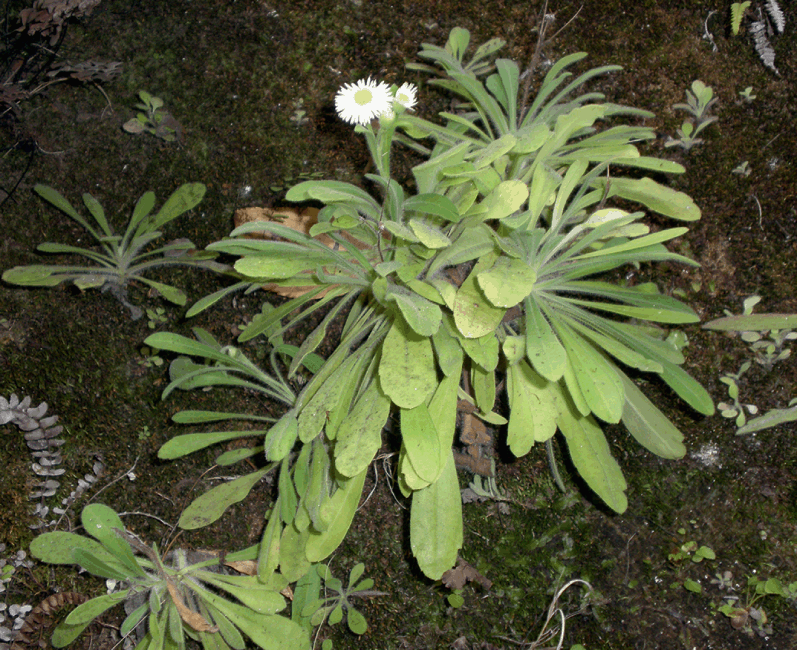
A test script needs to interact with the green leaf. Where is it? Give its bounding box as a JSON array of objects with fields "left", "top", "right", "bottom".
[
  {"left": 81, "top": 504, "right": 146, "bottom": 577},
  {"left": 179, "top": 468, "right": 270, "bottom": 529},
  {"left": 593, "top": 176, "right": 701, "bottom": 221},
  {"left": 453, "top": 254, "right": 507, "bottom": 338},
  {"left": 152, "top": 183, "right": 207, "bottom": 229},
  {"left": 279, "top": 524, "right": 311, "bottom": 583},
  {"left": 305, "top": 468, "right": 368, "bottom": 562},
  {"left": 137, "top": 278, "right": 187, "bottom": 306},
  {"left": 292, "top": 568, "right": 322, "bottom": 632},
  {"left": 403, "top": 193, "right": 461, "bottom": 222},
  {"left": 82, "top": 192, "right": 112, "bottom": 237},
  {"left": 400, "top": 404, "right": 442, "bottom": 484},
  {"left": 264, "top": 411, "right": 299, "bottom": 462},
  {"left": 471, "top": 363, "right": 495, "bottom": 413},
  {"left": 65, "top": 593, "right": 125, "bottom": 626},
  {"left": 410, "top": 452, "right": 463, "bottom": 580},
  {"left": 555, "top": 387, "right": 628, "bottom": 513},
  {"left": 347, "top": 608, "right": 367, "bottom": 635},
  {"left": 555, "top": 322, "right": 624, "bottom": 424},
  {"left": 286, "top": 180, "right": 380, "bottom": 217},
  {"left": 53, "top": 594, "right": 124, "bottom": 648},
  {"left": 128, "top": 190, "right": 157, "bottom": 235},
  {"left": 470, "top": 134, "right": 517, "bottom": 169},
  {"left": 172, "top": 410, "right": 275, "bottom": 424},
  {"left": 617, "top": 369, "right": 686, "bottom": 458},
  {"left": 426, "top": 222, "right": 496, "bottom": 277},
  {"left": 194, "top": 572, "right": 286, "bottom": 614},
  {"left": 408, "top": 218, "right": 452, "bottom": 249},
  {"left": 432, "top": 322, "right": 464, "bottom": 376},
  {"left": 507, "top": 361, "right": 557, "bottom": 456},
  {"left": 524, "top": 297, "right": 566, "bottom": 381},
  {"left": 478, "top": 180, "right": 529, "bottom": 221},
  {"left": 297, "top": 347, "right": 369, "bottom": 443},
  {"left": 2, "top": 265, "right": 65, "bottom": 287},
  {"left": 120, "top": 602, "right": 149, "bottom": 639},
  {"left": 379, "top": 317, "right": 438, "bottom": 409},
  {"left": 334, "top": 381, "right": 391, "bottom": 477},
  {"left": 159, "top": 430, "right": 264, "bottom": 459},
  {"left": 71, "top": 549, "right": 131, "bottom": 580},
  {"left": 457, "top": 331, "right": 499, "bottom": 371},
  {"left": 657, "top": 357, "right": 715, "bottom": 416},
  {"left": 190, "top": 586, "right": 310, "bottom": 650},
  {"left": 684, "top": 578, "right": 702, "bottom": 593},
  {"left": 30, "top": 531, "right": 117, "bottom": 566},
  {"left": 389, "top": 290, "right": 442, "bottom": 337},
  {"left": 205, "top": 602, "right": 245, "bottom": 649},
  {"left": 476, "top": 255, "right": 536, "bottom": 307},
  {"left": 703, "top": 313, "right": 797, "bottom": 332},
  {"left": 234, "top": 254, "right": 328, "bottom": 280},
  {"left": 381, "top": 220, "right": 419, "bottom": 242},
  {"left": 737, "top": 403, "right": 797, "bottom": 434}
]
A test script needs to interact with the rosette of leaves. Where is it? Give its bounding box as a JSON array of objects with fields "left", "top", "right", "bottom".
[
  {"left": 292, "top": 562, "right": 386, "bottom": 648},
  {"left": 123, "top": 91, "right": 182, "bottom": 143},
  {"left": 2, "top": 183, "right": 224, "bottom": 319},
  {"left": 149, "top": 28, "right": 712, "bottom": 584},
  {"left": 29, "top": 504, "right": 309, "bottom": 650}
]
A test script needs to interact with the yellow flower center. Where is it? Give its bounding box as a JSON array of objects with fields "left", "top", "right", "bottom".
[{"left": 354, "top": 89, "right": 373, "bottom": 106}]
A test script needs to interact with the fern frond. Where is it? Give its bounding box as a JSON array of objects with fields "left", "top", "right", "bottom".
[
  {"left": 731, "top": 1, "right": 751, "bottom": 35},
  {"left": 765, "top": 0, "right": 785, "bottom": 33},
  {"left": 749, "top": 19, "right": 779, "bottom": 74}
]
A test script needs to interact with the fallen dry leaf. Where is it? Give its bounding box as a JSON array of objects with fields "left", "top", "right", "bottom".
[{"left": 441, "top": 557, "right": 492, "bottom": 591}]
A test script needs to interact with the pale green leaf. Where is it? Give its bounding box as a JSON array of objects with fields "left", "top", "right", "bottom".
[
  {"left": 389, "top": 290, "right": 442, "bottom": 337},
  {"left": 264, "top": 411, "right": 299, "bottom": 462},
  {"left": 432, "top": 321, "right": 464, "bottom": 376},
  {"left": 400, "top": 404, "right": 442, "bottom": 484},
  {"left": 453, "top": 254, "right": 507, "bottom": 338},
  {"left": 408, "top": 218, "right": 452, "bottom": 249},
  {"left": 703, "top": 313, "right": 797, "bottom": 332},
  {"left": 410, "top": 452, "right": 463, "bottom": 580},
  {"left": 379, "top": 317, "right": 438, "bottom": 409},
  {"left": 403, "top": 193, "right": 461, "bottom": 222},
  {"left": 555, "top": 390, "right": 628, "bottom": 513},
  {"left": 152, "top": 183, "right": 207, "bottom": 229},
  {"left": 81, "top": 504, "right": 145, "bottom": 577},
  {"left": 159, "top": 430, "right": 264, "bottom": 459},
  {"left": 617, "top": 369, "right": 686, "bottom": 458},
  {"left": 305, "top": 468, "right": 368, "bottom": 562},
  {"left": 507, "top": 361, "right": 557, "bottom": 456},
  {"left": 524, "top": 297, "right": 566, "bottom": 381},
  {"left": 178, "top": 468, "right": 270, "bottom": 529},
  {"left": 479, "top": 180, "right": 529, "bottom": 221},
  {"left": 593, "top": 176, "right": 701, "bottom": 221},
  {"left": 476, "top": 255, "right": 536, "bottom": 307},
  {"left": 556, "top": 322, "right": 624, "bottom": 424},
  {"left": 737, "top": 403, "right": 797, "bottom": 434},
  {"left": 334, "top": 382, "right": 391, "bottom": 477}
]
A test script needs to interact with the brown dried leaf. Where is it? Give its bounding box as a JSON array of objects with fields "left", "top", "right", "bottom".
[
  {"left": 166, "top": 580, "right": 218, "bottom": 632},
  {"left": 224, "top": 559, "right": 257, "bottom": 575},
  {"left": 440, "top": 557, "right": 492, "bottom": 591}
]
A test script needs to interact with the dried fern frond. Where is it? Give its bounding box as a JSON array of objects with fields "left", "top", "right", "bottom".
[
  {"left": 749, "top": 19, "right": 779, "bottom": 74},
  {"left": 765, "top": 0, "right": 785, "bottom": 33}
]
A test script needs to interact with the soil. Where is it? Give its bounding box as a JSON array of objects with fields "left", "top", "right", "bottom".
[{"left": 1, "top": 1, "right": 796, "bottom": 649}]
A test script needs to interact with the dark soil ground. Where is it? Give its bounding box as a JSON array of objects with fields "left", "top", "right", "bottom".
[{"left": 1, "top": 1, "right": 796, "bottom": 649}]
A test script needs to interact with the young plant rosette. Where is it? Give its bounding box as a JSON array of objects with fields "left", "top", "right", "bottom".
[{"left": 147, "top": 28, "right": 713, "bottom": 586}]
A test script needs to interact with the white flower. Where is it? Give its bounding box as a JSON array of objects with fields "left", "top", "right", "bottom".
[
  {"left": 335, "top": 77, "right": 392, "bottom": 125},
  {"left": 394, "top": 82, "right": 418, "bottom": 110}
]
